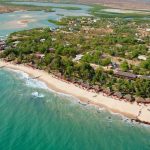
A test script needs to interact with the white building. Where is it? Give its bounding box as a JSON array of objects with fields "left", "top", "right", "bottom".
[
  {"left": 73, "top": 54, "right": 84, "bottom": 62},
  {"left": 138, "top": 55, "right": 147, "bottom": 61}
]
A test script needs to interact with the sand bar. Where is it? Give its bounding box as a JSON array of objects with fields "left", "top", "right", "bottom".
[{"left": 0, "top": 60, "right": 150, "bottom": 124}]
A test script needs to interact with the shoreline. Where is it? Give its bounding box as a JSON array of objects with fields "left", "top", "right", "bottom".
[{"left": 1, "top": 60, "right": 150, "bottom": 124}]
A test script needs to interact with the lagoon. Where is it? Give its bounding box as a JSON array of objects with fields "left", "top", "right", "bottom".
[{"left": 0, "top": 2, "right": 91, "bottom": 38}]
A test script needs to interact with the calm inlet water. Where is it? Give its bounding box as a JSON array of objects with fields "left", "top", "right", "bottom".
[
  {"left": 0, "top": 2, "right": 91, "bottom": 38},
  {"left": 0, "top": 69, "right": 150, "bottom": 150}
]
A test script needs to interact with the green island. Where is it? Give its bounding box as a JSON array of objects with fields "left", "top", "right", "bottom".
[
  {"left": 1, "top": 16, "right": 150, "bottom": 102},
  {"left": 48, "top": 19, "right": 68, "bottom": 26},
  {"left": 53, "top": 6, "right": 81, "bottom": 10}
]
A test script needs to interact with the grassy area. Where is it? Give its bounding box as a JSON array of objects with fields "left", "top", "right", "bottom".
[
  {"left": 48, "top": 19, "right": 67, "bottom": 25},
  {"left": 54, "top": 6, "right": 81, "bottom": 10},
  {"left": 0, "top": 1, "right": 82, "bottom": 11},
  {"left": 48, "top": 16, "right": 79, "bottom": 25},
  {"left": 90, "top": 4, "right": 150, "bottom": 19},
  {"left": 0, "top": 2, "right": 55, "bottom": 12}
]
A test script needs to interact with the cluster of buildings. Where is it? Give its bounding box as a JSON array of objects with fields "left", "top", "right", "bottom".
[
  {"left": 0, "top": 40, "right": 6, "bottom": 51},
  {"left": 34, "top": 48, "right": 55, "bottom": 59},
  {"left": 136, "top": 26, "right": 150, "bottom": 38}
]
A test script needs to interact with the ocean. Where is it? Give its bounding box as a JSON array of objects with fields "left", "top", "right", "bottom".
[{"left": 0, "top": 69, "right": 150, "bottom": 150}]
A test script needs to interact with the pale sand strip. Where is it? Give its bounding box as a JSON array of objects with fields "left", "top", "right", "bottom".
[{"left": 0, "top": 60, "right": 150, "bottom": 124}]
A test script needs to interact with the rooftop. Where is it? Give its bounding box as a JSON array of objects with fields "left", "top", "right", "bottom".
[{"left": 114, "top": 71, "right": 137, "bottom": 79}]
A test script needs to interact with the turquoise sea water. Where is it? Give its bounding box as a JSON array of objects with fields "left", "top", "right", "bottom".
[{"left": 0, "top": 69, "right": 150, "bottom": 150}]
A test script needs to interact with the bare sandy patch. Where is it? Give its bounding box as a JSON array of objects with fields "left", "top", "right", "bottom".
[{"left": 102, "top": 8, "right": 150, "bottom": 14}]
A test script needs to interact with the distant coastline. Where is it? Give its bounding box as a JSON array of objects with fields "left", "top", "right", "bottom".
[{"left": 1, "top": 60, "right": 150, "bottom": 125}]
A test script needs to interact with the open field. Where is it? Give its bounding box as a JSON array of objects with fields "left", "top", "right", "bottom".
[
  {"left": 77, "top": 0, "right": 150, "bottom": 10},
  {"left": 1, "top": 0, "right": 150, "bottom": 10},
  {"left": 0, "top": 2, "right": 54, "bottom": 13}
]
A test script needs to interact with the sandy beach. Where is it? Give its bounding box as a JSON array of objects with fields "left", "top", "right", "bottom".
[
  {"left": 0, "top": 18, "right": 36, "bottom": 30},
  {"left": 0, "top": 60, "right": 150, "bottom": 124}
]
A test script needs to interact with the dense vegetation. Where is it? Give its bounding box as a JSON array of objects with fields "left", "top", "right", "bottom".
[{"left": 1, "top": 17, "right": 150, "bottom": 101}]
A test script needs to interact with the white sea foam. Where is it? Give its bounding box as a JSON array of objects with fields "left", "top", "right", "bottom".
[
  {"left": 109, "top": 110, "right": 150, "bottom": 128},
  {"left": 7, "top": 68, "right": 49, "bottom": 89},
  {"left": 98, "top": 107, "right": 106, "bottom": 111},
  {"left": 0, "top": 35, "right": 5, "bottom": 38},
  {"left": 109, "top": 110, "right": 126, "bottom": 118},
  {"left": 26, "top": 78, "right": 49, "bottom": 89},
  {"left": 0, "top": 35, "right": 6, "bottom": 40},
  {"left": 32, "top": 92, "right": 45, "bottom": 98},
  {"left": 7, "top": 68, "right": 77, "bottom": 99},
  {"left": 7, "top": 68, "right": 150, "bottom": 128}
]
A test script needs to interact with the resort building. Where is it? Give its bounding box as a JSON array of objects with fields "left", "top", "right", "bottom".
[
  {"left": 114, "top": 71, "right": 137, "bottom": 79},
  {"left": 138, "top": 55, "right": 147, "bottom": 61},
  {"left": 73, "top": 54, "right": 84, "bottom": 62}
]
